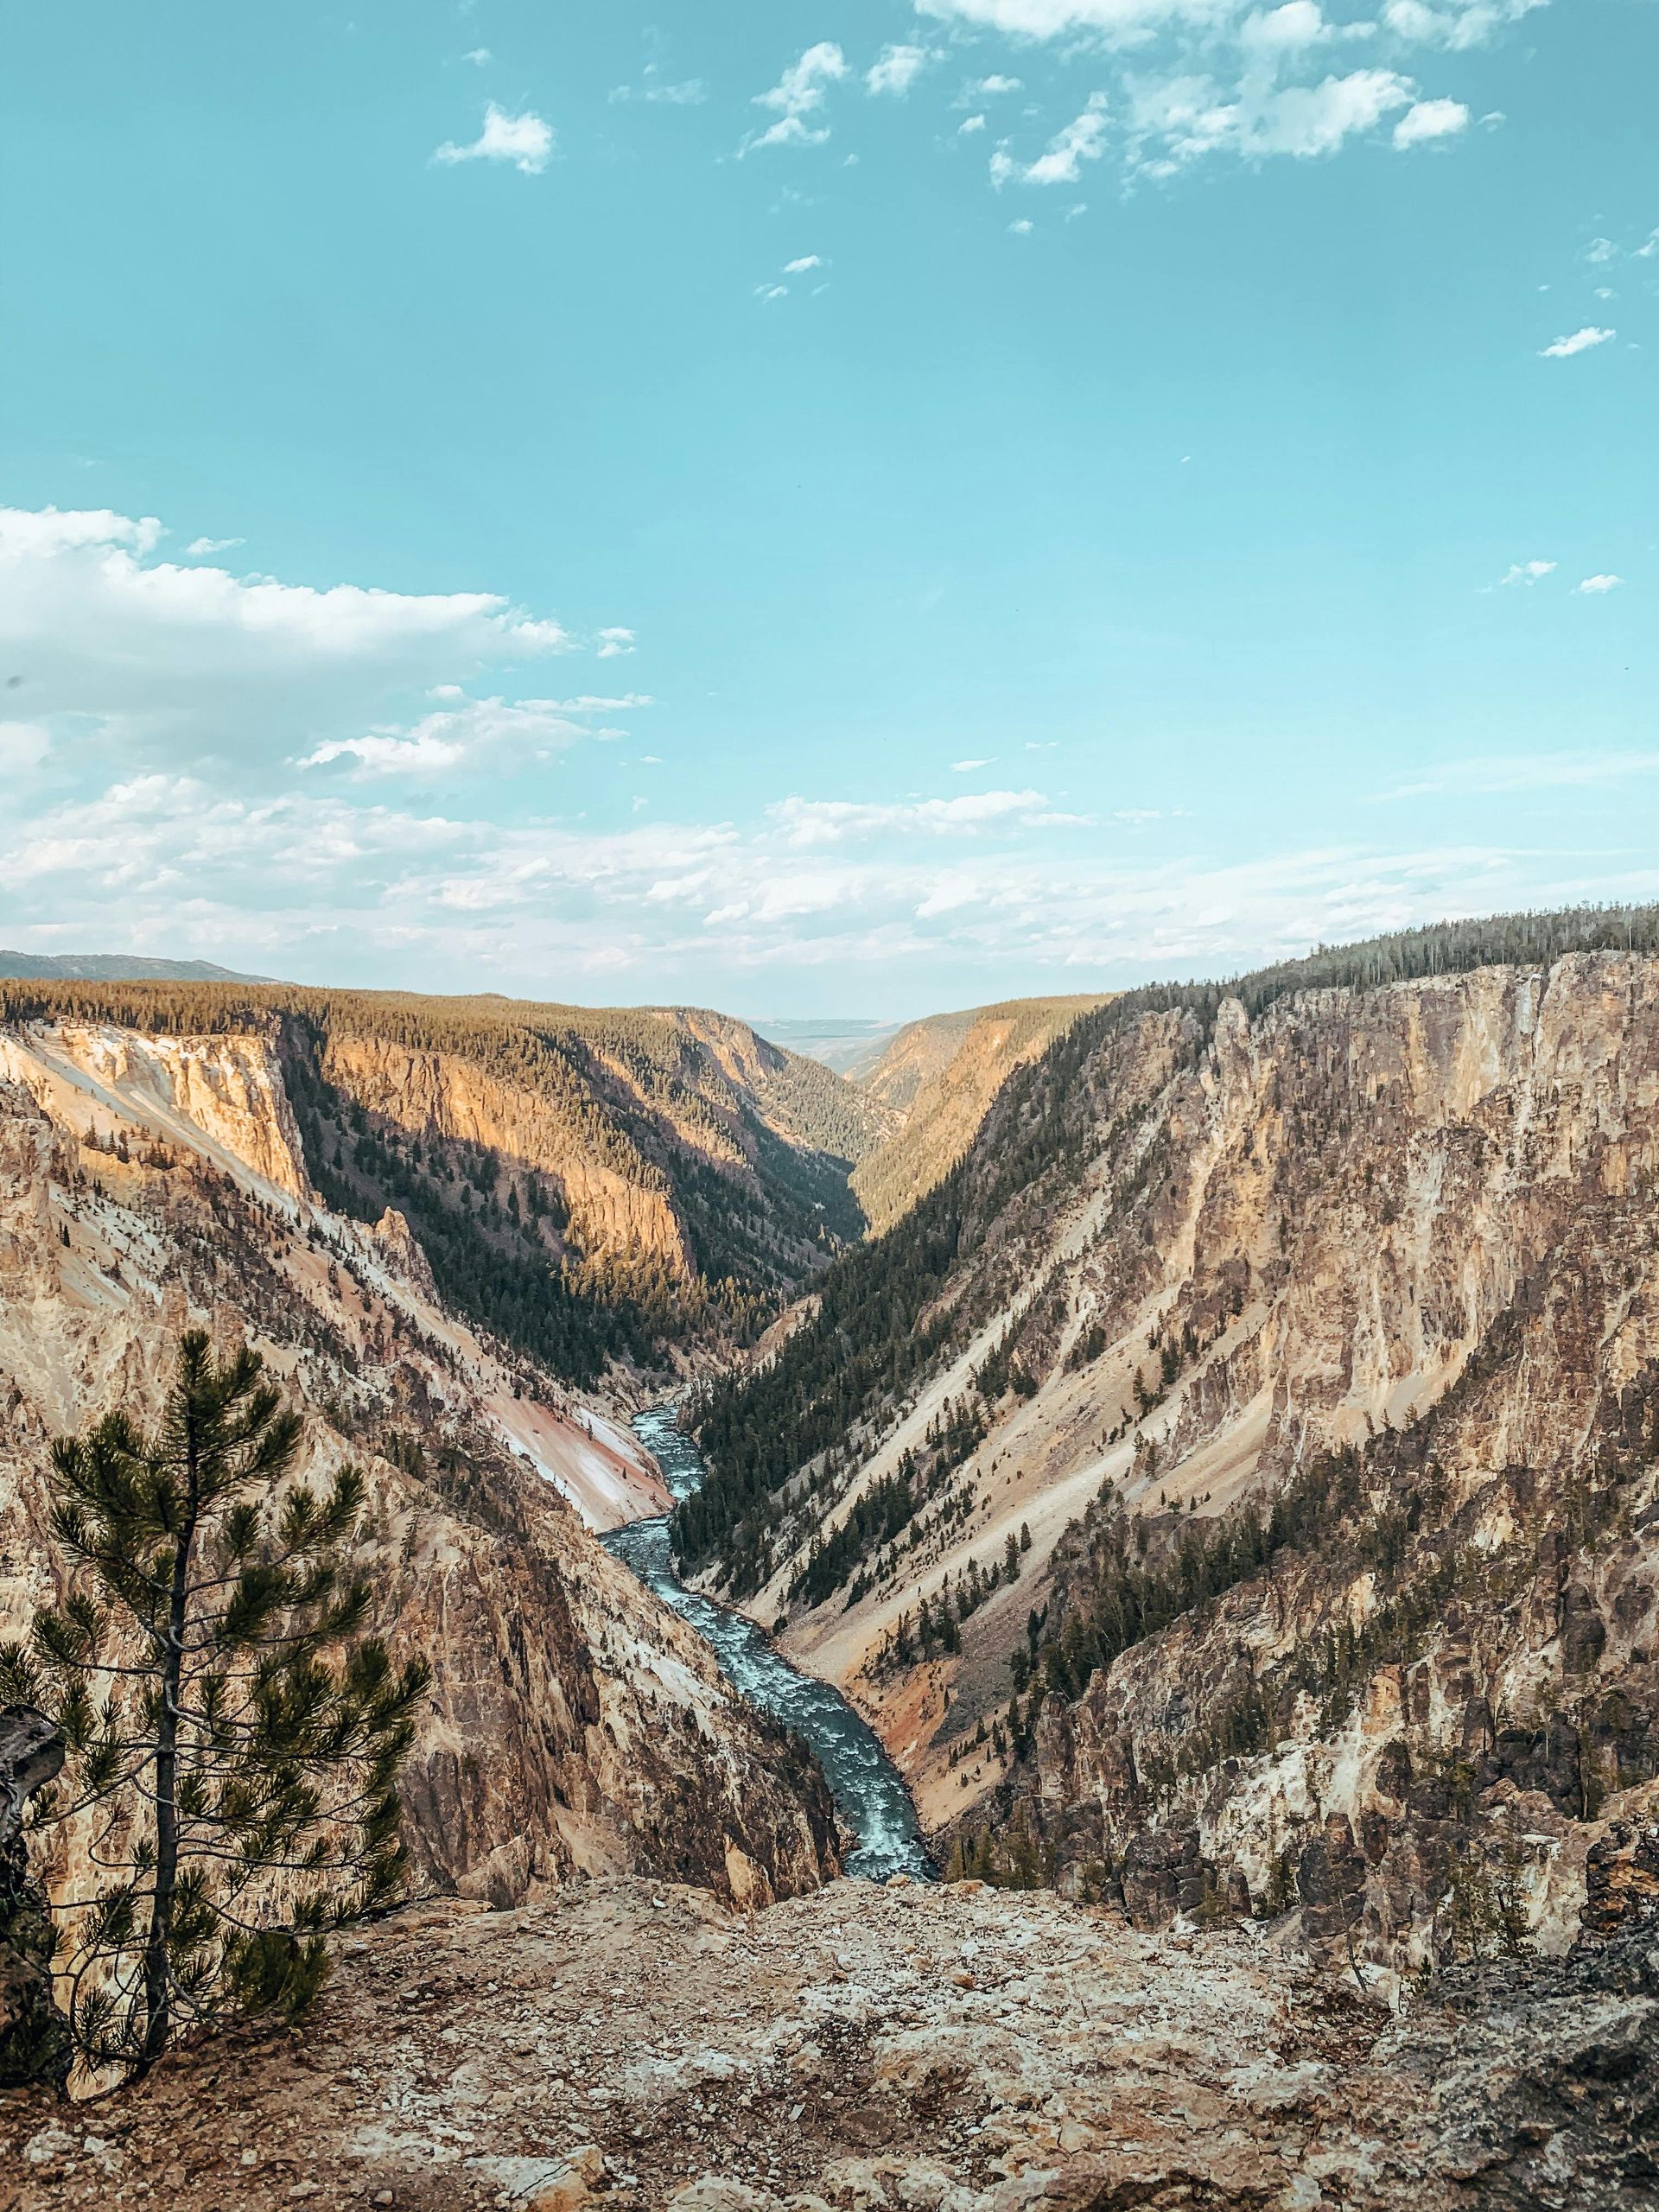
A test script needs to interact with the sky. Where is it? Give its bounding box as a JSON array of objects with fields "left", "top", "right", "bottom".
[{"left": 1, "top": 0, "right": 1654, "bottom": 1020}]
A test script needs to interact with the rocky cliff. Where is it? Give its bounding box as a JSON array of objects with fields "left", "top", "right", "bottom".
[
  {"left": 685, "top": 919, "right": 1659, "bottom": 1986},
  {"left": 0, "top": 1028, "right": 840, "bottom": 1930},
  {"left": 0, "top": 982, "right": 883, "bottom": 1391}
]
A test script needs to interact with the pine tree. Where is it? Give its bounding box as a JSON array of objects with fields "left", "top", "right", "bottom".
[{"left": 2, "top": 1331, "right": 429, "bottom": 2076}]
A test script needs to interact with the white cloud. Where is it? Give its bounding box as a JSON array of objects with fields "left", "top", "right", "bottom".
[
  {"left": 1, "top": 506, "right": 162, "bottom": 558},
  {"left": 300, "top": 696, "right": 596, "bottom": 779},
  {"left": 1637, "top": 229, "right": 1659, "bottom": 260},
  {"left": 1540, "top": 325, "right": 1615, "bottom": 358},
  {"left": 1239, "top": 69, "right": 1414, "bottom": 156},
  {"left": 15, "top": 766, "right": 1624, "bottom": 998},
  {"left": 462, "top": 48, "right": 491, "bottom": 67},
  {"left": 755, "top": 283, "right": 790, "bottom": 302},
  {"left": 771, "top": 789, "right": 1084, "bottom": 844},
  {"left": 1376, "top": 747, "right": 1659, "bottom": 800},
  {"left": 186, "top": 536, "right": 245, "bottom": 556},
  {"left": 1582, "top": 237, "right": 1618, "bottom": 265},
  {"left": 1497, "top": 558, "right": 1555, "bottom": 586},
  {"left": 1379, "top": 0, "right": 1545, "bottom": 48},
  {"left": 959, "top": 112, "right": 988, "bottom": 132},
  {"left": 867, "top": 44, "right": 931, "bottom": 96},
  {"left": 744, "top": 43, "right": 848, "bottom": 154},
  {"left": 783, "top": 254, "right": 823, "bottom": 274},
  {"left": 926, "top": 0, "right": 1526, "bottom": 186},
  {"left": 1575, "top": 573, "right": 1624, "bottom": 594},
  {"left": 551, "top": 694, "right": 654, "bottom": 713},
  {"left": 951, "top": 758, "right": 995, "bottom": 772},
  {"left": 748, "top": 119, "right": 827, "bottom": 153},
  {"left": 919, "top": 0, "right": 1224, "bottom": 33},
  {"left": 0, "top": 509, "right": 569, "bottom": 674},
  {"left": 1122, "top": 66, "right": 1419, "bottom": 171},
  {"left": 917, "top": 0, "right": 1516, "bottom": 35},
  {"left": 0, "top": 503, "right": 575, "bottom": 772},
  {"left": 9, "top": 753, "right": 1652, "bottom": 1000},
  {"left": 1392, "top": 95, "right": 1469, "bottom": 146},
  {"left": 433, "top": 104, "right": 554, "bottom": 175},
  {"left": 996, "top": 95, "right": 1110, "bottom": 186},
  {"left": 596, "top": 626, "right": 637, "bottom": 658},
  {"left": 1033, "top": 99, "right": 1112, "bottom": 181},
  {"left": 610, "top": 77, "right": 707, "bottom": 105},
  {"left": 1008, "top": 217, "right": 1035, "bottom": 232},
  {"left": 1240, "top": 3, "right": 1331, "bottom": 54},
  {"left": 972, "top": 74, "right": 1025, "bottom": 96}
]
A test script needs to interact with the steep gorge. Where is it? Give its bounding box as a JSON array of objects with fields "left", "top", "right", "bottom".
[{"left": 684, "top": 917, "right": 1659, "bottom": 1986}]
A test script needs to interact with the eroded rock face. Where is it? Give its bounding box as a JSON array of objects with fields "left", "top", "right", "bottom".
[
  {"left": 0, "top": 1054, "right": 838, "bottom": 1922},
  {"left": 728, "top": 956, "right": 1659, "bottom": 1981},
  {"left": 2, "top": 1874, "right": 1651, "bottom": 2210},
  {"left": 366, "top": 1205, "right": 438, "bottom": 1300},
  {"left": 1376, "top": 1916, "right": 1659, "bottom": 2209},
  {"left": 1, "top": 1026, "right": 315, "bottom": 1203},
  {"left": 315, "top": 1031, "right": 698, "bottom": 1276}
]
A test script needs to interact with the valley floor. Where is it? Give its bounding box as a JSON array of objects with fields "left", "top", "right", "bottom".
[{"left": 3, "top": 1877, "right": 1653, "bottom": 2212}]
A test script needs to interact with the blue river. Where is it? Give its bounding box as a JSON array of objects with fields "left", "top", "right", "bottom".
[{"left": 603, "top": 1408, "right": 934, "bottom": 1883}]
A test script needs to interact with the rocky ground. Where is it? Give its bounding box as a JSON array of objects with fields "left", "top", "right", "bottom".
[{"left": 3, "top": 1874, "right": 1654, "bottom": 2212}]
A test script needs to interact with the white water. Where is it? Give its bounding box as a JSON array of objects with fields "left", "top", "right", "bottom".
[{"left": 603, "top": 1408, "right": 933, "bottom": 1883}]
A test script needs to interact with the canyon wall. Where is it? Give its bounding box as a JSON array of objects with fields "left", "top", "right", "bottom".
[
  {"left": 0, "top": 1023, "right": 840, "bottom": 1925},
  {"left": 0, "top": 982, "right": 885, "bottom": 1395},
  {"left": 693, "top": 948, "right": 1659, "bottom": 1986}
]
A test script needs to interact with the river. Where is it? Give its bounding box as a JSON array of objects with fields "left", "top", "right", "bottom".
[{"left": 602, "top": 1408, "right": 934, "bottom": 1884}]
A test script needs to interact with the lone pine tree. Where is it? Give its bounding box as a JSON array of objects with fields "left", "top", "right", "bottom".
[{"left": 2, "top": 1330, "right": 429, "bottom": 2075}]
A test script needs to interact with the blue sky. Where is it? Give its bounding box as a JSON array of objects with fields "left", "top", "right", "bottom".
[{"left": 1, "top": 0, "right": 1653, "bottom": 1018}]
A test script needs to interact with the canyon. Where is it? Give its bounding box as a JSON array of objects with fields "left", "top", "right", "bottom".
[{"left": 0, "top": 924, "right": 1656, "bottom": 2207}]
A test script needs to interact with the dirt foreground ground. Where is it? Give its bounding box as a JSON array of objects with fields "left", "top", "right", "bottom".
[{"left": 3, "top": 1875, "right": 1654, "bottom": 2212}]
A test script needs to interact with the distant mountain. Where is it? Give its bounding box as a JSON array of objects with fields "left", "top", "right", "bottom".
[
  {"left": 0, "top": 950, "right": 272, "bottom": 983},
  {"left": 750, "top": 1017, "right": 904, "bottom": 1077},
  {"left": 849, "top": 995, "right": 1111, "bottom": 1233}
]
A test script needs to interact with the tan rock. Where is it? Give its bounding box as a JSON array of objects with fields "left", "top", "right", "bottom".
[{"left": 526, "top": 2145, "right": 607, "bottom": 2211}]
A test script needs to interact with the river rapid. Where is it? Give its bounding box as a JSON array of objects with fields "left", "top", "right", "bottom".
[{"left": 603, "top": 1408, "right": 933, "bottom": 1884}]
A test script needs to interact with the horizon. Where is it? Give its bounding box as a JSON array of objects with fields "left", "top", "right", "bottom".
[
  {"left": 5, "top": 894, "right": 1656, "bottom": 1033},
  {"left": 3, "top": 1, "right": 1653, "bottom": 1017}
]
